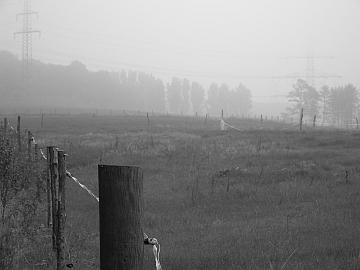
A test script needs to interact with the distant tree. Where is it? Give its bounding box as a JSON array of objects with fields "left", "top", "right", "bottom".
[
  {"left": 233, "top": 83, "right": 252, "bottom": 115},
  {"left": 0, "top": 52, "right": 169, "bottom": 113},
  {"left": 319, "top": 85, "right": 330, "bottom": 124},
  {"left": 167, "top": 77, "right": 183, "bottom": 114},
  {"left": 287, "top": 79, "right": 319, "bottom": 121},
  {"left": 328, "top": 84, "right": 358, "bottom": 126},
  {"left": 182, "top": 79, "right": 191, "bottom": 115},
  {"left": 218, "top": 83, "right": 230, "bottom": 116},
  {"left": 191, "top": 81, "right": 205, "bottom": 115},
  {"left": 153, "top": 78, "right": 166, "bottom": 113},
  {"left": 207, "top": 83, "right": 220, "bottom": 116}
]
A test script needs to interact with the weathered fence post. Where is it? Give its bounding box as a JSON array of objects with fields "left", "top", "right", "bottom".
[
  {"left": 46, "top": 147, "right": 53, "bottom": 228},
  {"left": 34, "top": 143, "right": 39, "bottom": 161},
  {"left": 48, "top": 146, "right": 58, "bottom": 250},
  {"left": 98, "top": 165, "right": 144, "bottom": 270},
  {"left": 3, "top": 117, "right": 7, "bottom": 135},
  {"left": 57, "top": 150, "right": 66, "bottom": 270},
  {"left": 147, "top": 112, "right": 150, "bottom": 129},
  {"left": 34, "top": 143, "right": 41, "bottom": 200},
  {"left": 313, "top": 115, "right": 316, "bottom": 128},
  {"left": 41, "top": 113, "right": 44, "bottom": 128},
  {"left": 17, "top": 115, "right": 21, "bottom": 151},
  {"left": 27, "top": 131, "right": 32, "bottom": 160},
  {"left": 299, "top": 108, "right": 304, "bottom": 131}
]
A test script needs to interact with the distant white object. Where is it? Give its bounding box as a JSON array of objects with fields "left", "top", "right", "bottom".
[{"left": 220, "top": 119, "right": 226, "bottom": 131}]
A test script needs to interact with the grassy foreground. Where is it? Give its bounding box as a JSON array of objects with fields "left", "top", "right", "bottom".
[{"left": 11, "top": 113, "right": 360, "bottom": 269}]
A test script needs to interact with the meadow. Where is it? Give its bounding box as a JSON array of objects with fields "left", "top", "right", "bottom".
[{"left": 7, "top": 113, "right": 360, "bottom": 269}]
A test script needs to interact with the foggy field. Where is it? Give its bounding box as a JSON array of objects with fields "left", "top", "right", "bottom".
[{"left": 10, "top": 113, "right": 360, "bottom": 269}]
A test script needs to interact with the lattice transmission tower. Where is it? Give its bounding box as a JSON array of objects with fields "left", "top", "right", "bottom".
[
  {"left": 14, "top": 0, "right": 40, "bottom": 78},
  {"left": 278, "top": 55, "right": 341, "bottom": 88}
]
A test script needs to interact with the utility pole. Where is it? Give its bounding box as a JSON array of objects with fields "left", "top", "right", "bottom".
[{"left": 14, "top": 0, "right": 40, "bottom": 78}]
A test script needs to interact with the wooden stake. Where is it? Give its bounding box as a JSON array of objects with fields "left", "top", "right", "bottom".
[
  {"left": 46, "top": 147, "right": 53, "bottom": 228},
  {"left": 313, "top": 115, "right": 316, "bottom": 128},
  {"left": 299, "top": 108, "right": 304, "bottom": 131},
  {"left": 27, "top": 131, "right": 32, "bottom": 160},
  {"left": 147, "top": 112, "right": 150, "bottom": 127},
  {"left": 57, "top": 150, "right": 66, "bottom": 270},
  {"left": 41, "top": 113, "right": 44, "bottom": 128},
  {"left": 3, "top": 118, "right": 7, "bottom": 136},
  {"left": 17, "top": 115, "right": 21, "bottom": 151},
  {"left": 49, "top": 146, "right": 58, "bottom": 250},
  {"left": 34, "top": 143, "right": 41, "bottom": 200},
  {"left": 98, "top": 165, "right": 144, "bottom": 270}
]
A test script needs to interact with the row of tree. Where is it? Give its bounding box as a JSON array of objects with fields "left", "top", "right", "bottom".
[
  {"left": 167, "top": 77, "right": 252, "bottom": 116},
  {"left": 286, "top": 79, "right": 359, "bottom": 126},
  {"left": 0, "top": 51, "right": 252, "bottom": 116}
]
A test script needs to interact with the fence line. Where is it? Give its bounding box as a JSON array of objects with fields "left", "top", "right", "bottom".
[{"left": 26, "top": 128, "right": 161, "bottom": 270}]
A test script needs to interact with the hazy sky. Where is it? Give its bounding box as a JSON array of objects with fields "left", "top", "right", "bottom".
[{"left": 1, "top": 0, "right": 359, "bottom": 104}]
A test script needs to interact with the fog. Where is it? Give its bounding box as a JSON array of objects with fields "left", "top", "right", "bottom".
[{"left": 1, "top": 0, "right": 360, "bottom": 115}]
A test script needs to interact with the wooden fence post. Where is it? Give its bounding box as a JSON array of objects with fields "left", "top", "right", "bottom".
[
  {"left": 313, "top": 115, "right": 316, "bottom": 128},
  {"left": 34, "top": 143, "right": 41, "bottom": 200},
  {"left": 57, "top": 150, "right": 66, "bottom": 270},
  {"left": 41, "top": 113, "right": 44, "bottom": 128},
  {"left": 299, "top": 108, "right": 304, "bottom": 131},
  {"left": 27, "top": 131, "right": 32, "bottom": 160},
  {"left": 147, "top": 112, "right": 150, "bottom": 129},
  {"left": 46, "top": 147, "right": 53, "bottom": 228},
  {"left": 3, "top": 118, "right": 7, "bottom": 135},
  {"left": 34, "top": 143, "right": 39, "bottom": 161},
  {"left": 48, "top": 146, "right": 58, "bottom": 250},
  {"left": 17, "top": 115, "right": 21, "bottom": 151},
  {"left": 98, "top": 165, "right": 144, "bottom": 270}
]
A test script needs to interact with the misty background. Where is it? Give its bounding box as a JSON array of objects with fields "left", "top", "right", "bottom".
[{"left": 0, "top": 0, "right": 360, "bottom": 116}]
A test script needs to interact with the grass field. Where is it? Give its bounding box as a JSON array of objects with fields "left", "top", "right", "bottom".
[{"left": 8, "top": 113, "right": 360, "bottom": 269}]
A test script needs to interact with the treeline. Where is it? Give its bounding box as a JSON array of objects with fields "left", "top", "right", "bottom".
[
  {"left": 0, "top": 51, "right": 252, "bottom": 116},
  {"left": 166, "top": 77, "right": 252, "bottom": 116},
  {"left": 286, "top": 79, "right": 359, "bottom": 126}
]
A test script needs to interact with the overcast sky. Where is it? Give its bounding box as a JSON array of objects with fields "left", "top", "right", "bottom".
[{"left": 1, "top": 0, "right": 359, "bottom": 104}]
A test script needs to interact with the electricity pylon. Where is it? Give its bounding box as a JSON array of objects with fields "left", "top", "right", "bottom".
[
  {"left": 14, "top": 0, "right": 40, "bottom": 78},
  {"left": 280, "top": 55, "right": 341, "bottom": 88}
]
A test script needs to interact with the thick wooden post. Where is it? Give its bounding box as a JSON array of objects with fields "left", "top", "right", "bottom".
[
  {"left": 57, "top": 150, "right": 66, "bottom": 270},
  {"left": 46, "top": 147, "right": 53, "bottom": 228},
  {"left": 17, "top": 115, "right": 21, "bottom": 151},
  {"left": 98, "top": 165, "right": 144, "bottom": 270}
]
